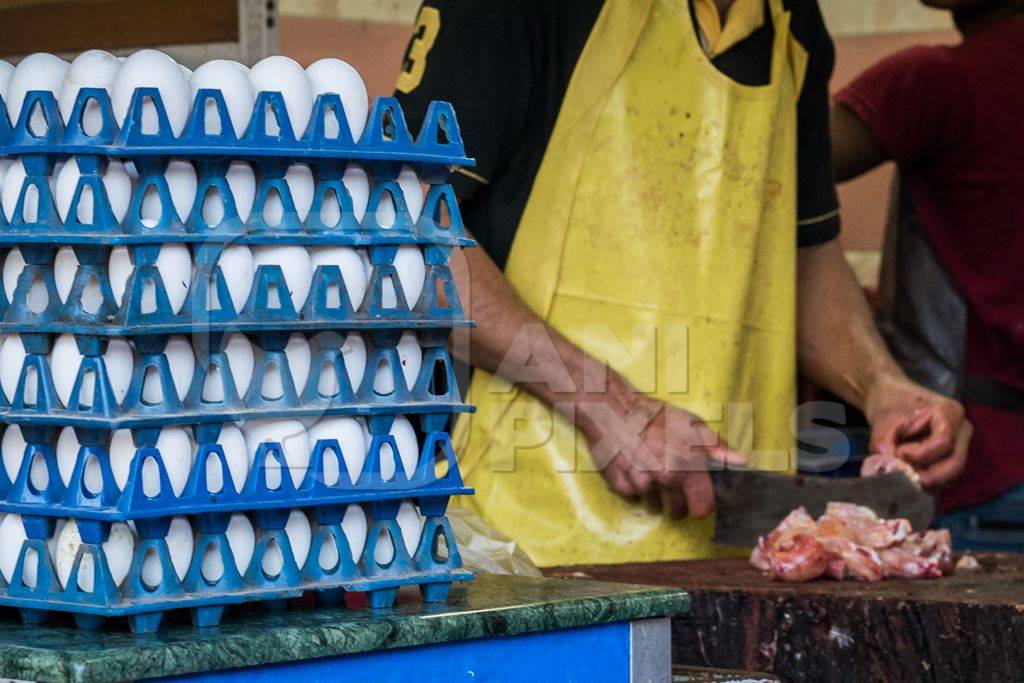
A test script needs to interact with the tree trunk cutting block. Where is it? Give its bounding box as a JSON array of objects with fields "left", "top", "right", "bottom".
[{"left": 547, "top": 554, "right": 1024, "bottom": 682}]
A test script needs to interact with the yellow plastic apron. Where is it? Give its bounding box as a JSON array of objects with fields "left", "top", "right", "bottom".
[{"left": 454, "top": 0, "right": 808, "bottom": 566}]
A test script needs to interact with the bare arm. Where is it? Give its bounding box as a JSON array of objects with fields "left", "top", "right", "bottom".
[
  {"left": 447, "top": 233, "right": 744, "bottom": 517},
  {"left": 797, "top": 240, "right": 969, "bottom": 489},
  {"left": 830, "top": 102, "right": 889, "bottom": 182},
  {"left": 797, "top": 239, "right": 904, "bottom": 406}
]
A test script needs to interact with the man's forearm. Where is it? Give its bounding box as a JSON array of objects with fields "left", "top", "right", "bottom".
[
  {"left": 797, "top": 239, "right": 905, "bottom": 410},
  {"left": 448, "top": 236, "right": 641, "bottom": 434}
]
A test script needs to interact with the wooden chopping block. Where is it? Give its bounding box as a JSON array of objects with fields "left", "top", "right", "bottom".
[{"left": 547, "top": 554, "right": 1024, "bottom": 682}]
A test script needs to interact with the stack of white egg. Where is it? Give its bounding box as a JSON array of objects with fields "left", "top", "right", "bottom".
[
  {"left": 0, "top": 48, "right": 438, "bottom": 595},
  {"left": 0, "top": 50, "right": 428, "bottom": 318},
  {"left": 0, "top": 410, "right": 425, "bottom": 587}
]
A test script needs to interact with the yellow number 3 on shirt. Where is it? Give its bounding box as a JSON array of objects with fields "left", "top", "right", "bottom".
[{"left": 396, "top": 7, "right": 441, "bottom": 94}]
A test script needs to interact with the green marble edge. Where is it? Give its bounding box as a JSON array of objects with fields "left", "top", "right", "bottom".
[{"left": 0, "top": 575, "right": 689, "bottom": 683}]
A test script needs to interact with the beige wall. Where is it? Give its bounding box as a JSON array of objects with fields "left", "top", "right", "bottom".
[{"left": 279, "top": 2, "right": 961, "bottom": 277}]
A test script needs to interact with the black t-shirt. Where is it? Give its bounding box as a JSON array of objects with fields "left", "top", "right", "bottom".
[{"left": 396, "top": 0, "right": 840, "bottom": 270}]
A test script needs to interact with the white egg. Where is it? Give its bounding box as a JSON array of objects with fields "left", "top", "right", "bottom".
[
  {"left": 137, "top": 332, "right": 195, "bottom": 404},
  {"left": 5, "top": 53, "right": 68, "bottom": 132},
  {"left": 380, "top": 415, "right": 419, "bottom": 481},
  {"left": 0, "top": 423, "right": 26, "bottom": 481},
  {"left": 0, "top": 160, "right": 38, "bottom": 223},
  {"left": 166, "top": 160, "right": 198, "bottom": 223},
  {"left": 305, "top": 58, "right": 368, "bottom": 140},
  {"left": 190, "top": 59, "right": 254, "bottom": 137},
  {"left": 213, "top": 243, "right": 255, "bottom": 312},
  {"left": 54, "top": 246, "right": 104, "bottom": 311},
  {"left": 138, "top": 161, "right": 196, "bottom": 227},
  {"left": 140, "top": 515, "right": 193, "bottom": 586},
  {"left": 256, "top": 332, "right": 309, "bottom": 400},
  {"left": 50, "top": 334, "right": 132, "bottom": 408},
  {"left": 0, "top": 334, "right": 34, "bottom": 404},
  {"left": 0, "top": 514, "right": 39, "bottom": 587},
  {"left": 309, "top": 246, "right": 367, "bottom": 311},
  {"left": 397, "top": 500, "right": 424, "bottom": 555},
  {"left": 373, "top": 331, "right": 422, "bottom": 395},
  {"left": 226, "top": 512, "right": 255, "bottom": 574},
  {"left": 243, "top": 419, "right": 310, "bottom": 489},
  {"left": 2, "top": 424, "right": 48, "bottom": 491},
  {"left": 374, "top": 167, "right": 424, "bottom": 227},
  {"left": 341, "top": 331, "right": 367, "bottom": 392},
  {"left": 202, "top": 512, "right": 255, "bottom": 581},
  {"left": 373, "top": 501, "right": 423, "bottom": 565},
  {"left": 180, "top": 64, "right": 193, "bottom": 80},
  {"left": 201, "top": 161, "right": 255, "bottom": 226},
  {"left": 225, "top": 333, "right": 255, "bottom": 398},
  {"left": 3, "top": 247, "right": 48, "bottom": 312},
  {"left": 312, "top": 330, "right": 366, "bottom": 397},
  {"left": 108, "top": 244, "right": 192, "bottom": 314},
  {"left": 102, "top": 338, "right": 134, "bottom": 404},
  {"left": 341, "top": 504, "right": 367, "bottom": 563},
  {"left": 54, "top": 519, "right": 134, "bottom": 590},
  {"left": 261, "top": 509, "right": 311, "bottom": 577},
  {"left": 325, "top": 164, "right": 366, "bottom": 229},
  {"left": 56, "top": 426, "right": 104, "bottom": 494},
  {"left": 317, "top": 528, "right": 339, "bottom": 571},
  {"left": 58, "top": 50, "right": 120, "bottom": 135},
  {"left": 252, "top": 245, "right": 312, "bottom": 312},
  {"left": 201, "top": 423, "right": 248, "bottom": 493},
  {"left": 163, "top": 334, "right": 196, "bottom": 402},
  {"left": 111, "top": 50, "right": 190, "bottom": 136},
  {"left": 263, "top": 163, "right": 314, "bottom": 226},
  {"left": 249, "top": 55, "right": 314, "bottom": 137},
  {"left": 285, "top": 333, "right": 311, "bottom": 394},
  {"left": 109, "top": 426, "right": 193, "bottom": 496},
  {"left": 202, "top": 333, "right": 253, "bottom": 402},
  {"left": 0, "top": 60, "right": 14, "bottom": 96},
  {"left": 342, "top": 163, "right": 369, "bottom": 223},
  {"left": 308, "top": 417, "right": 367, "bottom": 485},
  {"left": 54, "top": 157, "right": 132, "bottom": 224},
  {"left": 385, "top": 245, "right": 426, "bottom": 309},
  {"left": 397, "top": 166, "right": 425, "bottom": 223},
  {"left": 105, "top": 247, "right": 132, "bottom": 303}
]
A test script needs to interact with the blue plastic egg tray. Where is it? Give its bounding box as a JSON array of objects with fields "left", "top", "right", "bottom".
[
  {"left": 0, "top": 414, "right": 470, "bottom": 520},
  {"left": 1, "top": 88, "right": 472, "bottom": 164},
  {"left": 0, "top": 243, "right": 469, "bottom": 335},
  {"left": 0, "top": 85, "right": 477, "bottom": 631},
  {"left": 0, "top": 154, "right": 472, "bottom": 248},
  {"left": 0, "top": 330, "right": 469, "bottom": 428},
  {"left": 0, "top": 499, "right": 472, "bottom": 634}
]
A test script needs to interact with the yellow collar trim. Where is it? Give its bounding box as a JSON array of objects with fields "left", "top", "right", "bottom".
[{"left": 692, "top": 0, "right": 765, "bottom": 57}]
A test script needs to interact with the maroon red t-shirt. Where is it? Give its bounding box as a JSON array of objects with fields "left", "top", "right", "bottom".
[{"left": 835, "top": 18, "right": 1024, "bottom": 511}]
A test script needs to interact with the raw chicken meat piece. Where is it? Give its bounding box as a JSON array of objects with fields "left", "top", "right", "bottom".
[
  {"left": 816, "top": 535, "right": 885, "bottom": 581},
  {"left": 766, "top": 535, "right": 829, "bottom": 583},
  {"left": 861, "top": 453, "right": 921, "bottom": 486},
  {"left": 750, "top": 507, "right": 817, "bottom": 571},
  {"left": 751, "top": 503, "right": 952, "bottom": 582},
  {"left": 878, "top": 547, "right": 945, "bottom": 579},
  {"left": 901, "top": 529, "right": 953, "bottom": 573},
  {"left": 955, "top": 554, "right": 981, "bottom": 573},
  {"left": 817, "top": 502, "right": 912, "bottom": 549}
]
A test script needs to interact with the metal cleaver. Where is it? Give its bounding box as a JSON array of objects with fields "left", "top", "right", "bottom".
[{"left": 710, "top": 469, "right": 935, "bottom": 548}]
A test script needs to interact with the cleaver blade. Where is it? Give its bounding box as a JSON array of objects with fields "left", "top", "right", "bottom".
[{"left": 710, "top": 469, "right": 935, "bottom": 548}]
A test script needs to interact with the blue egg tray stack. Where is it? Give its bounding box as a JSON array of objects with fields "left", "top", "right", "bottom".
[{"left": 0, "top": 87, "right": 476, "bottom": 633}]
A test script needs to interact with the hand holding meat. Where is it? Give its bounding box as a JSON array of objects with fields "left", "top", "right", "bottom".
[{"left": 864, "top": 374, "right": 971, "bottom": 490}]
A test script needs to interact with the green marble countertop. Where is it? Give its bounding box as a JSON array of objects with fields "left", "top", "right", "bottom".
[{"left": 0, "top": 574, "right": 688, "bottom": 683}]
